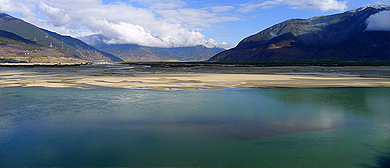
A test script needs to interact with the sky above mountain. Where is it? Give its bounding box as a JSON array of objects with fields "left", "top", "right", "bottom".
[{"left": 0, "top": 0, "right": 389, "bottom": 48}]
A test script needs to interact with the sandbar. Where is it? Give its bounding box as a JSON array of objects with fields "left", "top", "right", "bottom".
[{"left": 0, "top": 65, "right": 389, "bottom": 90}]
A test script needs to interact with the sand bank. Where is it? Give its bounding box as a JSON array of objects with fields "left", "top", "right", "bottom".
[{"left": 1, "top": 65, "right": 389, "bottom": 90}]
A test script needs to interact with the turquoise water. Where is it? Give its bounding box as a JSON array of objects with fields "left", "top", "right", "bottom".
[{"left": 0, "top": 87, "right": 389, "bottom": 167}]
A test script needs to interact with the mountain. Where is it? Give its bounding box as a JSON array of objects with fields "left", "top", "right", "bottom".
[
  {"left": 98, "top": 44, "right": 225, "bottom": 61},
  {"left": 0, "top": 29, "right": 68, "bottom": 58},
  {"left": 0, "top": 30, "right": 89, "bottom": 63},
  {"left": 0, "top": 13, "right": 122, "bottom": 62},
  {"left": 0, "top": 30, "right": 38, "bottom": 45},
  {"left": 209, "top": 5, "right": 390, "bottom": 62},
  {"left": 80, "top": 34, "right": 225, "bottom": 61}
]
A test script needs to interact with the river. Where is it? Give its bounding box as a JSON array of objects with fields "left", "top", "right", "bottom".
[{"left": 0, "top": 87, "right": 389, "bottom": 167}]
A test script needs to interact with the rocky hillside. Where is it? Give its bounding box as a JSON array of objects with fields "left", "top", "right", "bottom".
[
  {"left": 209, "top": 5, "right": 390, "bottom": 62},
  {"left": 0, "top": 30, "right": 87, "bottom": 63},
  {"left": 81, "top": 34, "right": 224, "bottom": 61},
  {"left": 0, "top": 13, "right": 122, "bottom": 62}
]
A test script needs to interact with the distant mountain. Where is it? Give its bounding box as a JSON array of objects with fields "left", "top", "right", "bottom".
[
  {"left": 0, "top": 13, "right": 122, "bottom": 62},
  {"left": 80, "top": 34, "right": 225, "bottom": 61},
  {"left": 209, "top": 5, "right": 390, "bottom": 62}
]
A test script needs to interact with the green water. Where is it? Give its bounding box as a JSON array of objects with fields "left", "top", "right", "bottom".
[{"left": 0, "top": 87, "right": 389, "bottom": 167}]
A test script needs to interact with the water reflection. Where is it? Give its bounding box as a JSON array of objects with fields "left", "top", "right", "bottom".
[
  {"left": 0, "top": 87, "right": 389, "bottom": 167},
  {"left": 371, "top": 152, "right": 390, "bottom": 168},
  {"left": 266, "top": 88, "right": 390, "bottom": 119}
]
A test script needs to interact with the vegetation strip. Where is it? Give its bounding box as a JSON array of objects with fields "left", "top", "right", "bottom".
[{"left": 122, "top": 61, "right": 390, "bottom": 67}]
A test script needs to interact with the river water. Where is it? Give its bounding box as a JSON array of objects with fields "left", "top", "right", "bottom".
[{"left": 0, "top": 87, "right": 389, "bottom": 167}]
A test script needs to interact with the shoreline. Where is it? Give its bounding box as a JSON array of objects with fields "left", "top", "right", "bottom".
[{"left": 1, "top": 65, "right": 389, "bottom": 90}]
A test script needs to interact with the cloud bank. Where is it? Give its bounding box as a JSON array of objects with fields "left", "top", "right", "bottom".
[
  {"left": 0, "top": 0, "right": 350, "bottom": 48},
  {"left": 365, "top": 11, "right": 390, "bottom": 31},
  {"left": 0, "top": 0, "right": 237, "bottom": 48}
]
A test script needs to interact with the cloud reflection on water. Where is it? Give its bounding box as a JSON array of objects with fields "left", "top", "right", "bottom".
[{"left": 0, "top": 87, "right": 389, "bottom": 167}]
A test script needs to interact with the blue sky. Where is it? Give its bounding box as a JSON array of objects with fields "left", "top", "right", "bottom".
[{"left": 1, "top": 0, "right": 389, "bottom": 48}]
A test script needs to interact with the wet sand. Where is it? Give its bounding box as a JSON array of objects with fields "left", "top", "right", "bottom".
[{"left": 1, "top": 65, "right": 389, "bottom": 90}]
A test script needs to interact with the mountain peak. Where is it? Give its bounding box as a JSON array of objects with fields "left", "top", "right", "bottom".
[
  {"left": 353, "top": 4, "right": 390, "bottom": 11},
  {"left": 1, "top": 13, "right": 123, "bottom": 61},
  {"left": 209, "top": 6, "right": 390, "bottom": 62}
]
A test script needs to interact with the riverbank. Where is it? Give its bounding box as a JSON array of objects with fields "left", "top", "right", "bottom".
[
  {"left": 0, "top": 62, "right": 88, "bottom": 66},
  {"left": 1, "top": 65, "right": 389, "bottom": 90}
]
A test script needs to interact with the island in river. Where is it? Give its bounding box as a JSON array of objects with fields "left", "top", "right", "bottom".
[{"left": 0, "top": 64, "right": 389, "bottom": 90}]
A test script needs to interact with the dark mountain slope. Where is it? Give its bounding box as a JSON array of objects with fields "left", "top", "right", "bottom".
[
  {"left": 0, "top": 30, "right": 88, "bottom": 63},
  {"left": 209, "top": 5, "right": 390, "bottom": 62},
  {"left": 0, "top": 29, "right": 68, "bottom": 57},
  {"left": 0, "top": 30, "right": 38, "bottom": 44},
  {"left": 0, "top": 13, "right": 122, "bottom": 61}
]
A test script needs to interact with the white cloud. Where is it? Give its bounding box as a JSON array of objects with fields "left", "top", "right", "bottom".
[
  {"left": 270, "top": 32, "right": 278, "bottom": 37},
  {"left": 0, "top": 0, "right": 353, "bottom": 49},
  {"left": 157, "top": 8, "right": 239, "bottom": 28},
  {"left": 0, "top": 0, "right": 236, "bottom": 48},
  {"left": 204, "top": 38, "right": 235, "bottom": 49},
  {"left": 239, "top": 0, "right": 348, "bottom": 13},
  {"left": 0, "top": 0, "right": 37, "bottom": 17},
  {"left": 365, "top": 11, "right": 390, "bottom": 31},
  {"left": 38, "top": 1, "right": 72, "bottom": 27},
  {"left": 210, "top": 6, "right": 235, "bottom": 13},
  {"left": 135, "top": 0, "right": 186, "bottom": 9},
  {"left": 310, "top": 0, "right": 348, "bottom": 11}
]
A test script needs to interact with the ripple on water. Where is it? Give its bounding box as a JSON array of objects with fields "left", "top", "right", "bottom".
[{"left": 0, "top": 87, "right": 389, "bottom": 167}]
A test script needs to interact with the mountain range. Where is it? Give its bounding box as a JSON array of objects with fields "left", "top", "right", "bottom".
[
  {"left": 80, "top": 34, "right": 225, "bottom": 61},
  {"left": 209, "top": 5, "right": 390, "bottom": 62},
  {"left": 0, "top": 13, "right": 224, "bottom": 62},
  {"left": 0, "top": 13, "right": 122, "bottom": 62},
  {"left": 1, "top": 5, "right": 390, "bottom": 63}
]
